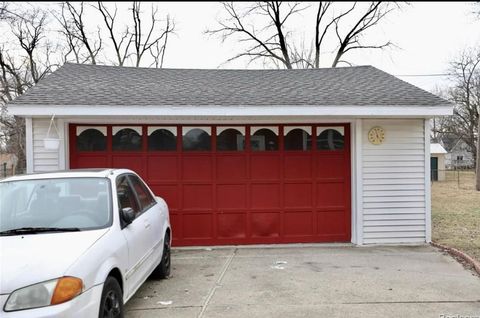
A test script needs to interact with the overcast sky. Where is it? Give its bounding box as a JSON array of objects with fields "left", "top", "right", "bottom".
[
  {"left": 7, "top": 2, "right": 480, "bottom": 92},
  {"left": 150, "top": 2, "right": 480, "bottom": 91}
]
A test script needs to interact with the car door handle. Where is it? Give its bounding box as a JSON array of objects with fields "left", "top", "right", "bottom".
[{"left": 144, "top": 220, "right": 151, "bottom": 229}]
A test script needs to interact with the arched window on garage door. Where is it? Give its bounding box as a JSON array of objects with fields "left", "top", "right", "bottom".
[
  {"left": 112, "top": 127, "right": 142, "bottom": 151},
  {"left": 182, "top": 127, "right": 211, "bottom": 151},
  {"left": 251, "top": 127, "right": 278, "bottom": 151},
  {"left": 148, "top": 127, "right": 177, "bottom": 151},
  {"left": 316, "top": 127, "right": 344, "bottom": 150},
  {"left": 76, "top": 127, "right": 107, "bottom": 151},
  {"left": 217, "top": 127, "right": 245, "bottom": 151},
  {"left": 284, "top": 127, "right": 312, "bottom": 151}
]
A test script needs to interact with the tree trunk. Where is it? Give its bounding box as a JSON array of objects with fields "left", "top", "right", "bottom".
[{"left": 476, "top": 114, "right": 480, "bottom": 191}]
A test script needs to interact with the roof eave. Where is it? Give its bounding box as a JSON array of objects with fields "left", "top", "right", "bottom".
[{"left": 7, "top": 104, "right": 453, "bottom": 117}]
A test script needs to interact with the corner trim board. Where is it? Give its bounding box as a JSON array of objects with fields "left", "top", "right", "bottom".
[
  {"left": 424, "top": 119, "right": 432, "bottom": 243},
  {"left": 25, "top": 117, "right": 33, "bottom": 173}
]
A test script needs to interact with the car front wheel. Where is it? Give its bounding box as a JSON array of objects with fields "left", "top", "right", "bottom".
[
  {"left": 152, "top": 232, "right": 171, "bottom": 279},
  {"left": 99, "top": 277, "right": 124, "bottom": 318}
]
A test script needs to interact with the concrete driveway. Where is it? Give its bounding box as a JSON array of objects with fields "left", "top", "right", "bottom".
[{"left": 126, "top": 245, "right": 480, "bottom": 318}]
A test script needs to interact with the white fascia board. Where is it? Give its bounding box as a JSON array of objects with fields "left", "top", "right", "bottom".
[{"left": 8, "top": 104, "right": 453, "bottom": 117}]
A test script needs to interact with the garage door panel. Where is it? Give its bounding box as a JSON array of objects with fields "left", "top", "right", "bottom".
[
  {"left": 284, "top": 211, "right": 314, "bottom": 236},
  {"left": 75, "top": 156, "right": 107, "bottom": 169},
  {"left": 317, "top": 210, "right": 348, "bottom": 236},
  {"left": 150, "top": 184, "right": 179, "bottom": 209},
  {"left": 251, "top": 212, "right": 280, "bottom": 238},
  {"left": 284, "top": 183, "right": 312, "bottom": 208},
  {"left": 217, "top": 184, "right": 246, "bottom": 209},
  {"left": 183, "top": 213, "right": 213, "bottom": 239},
  {"left": 317, "top": 182, "right": 345, "bottom": 207},
  {"left": 147, "top": 155, "right": 177, "bottom": 181},
  {"left": 112, "top": 155, "right": 144, "bottom": 174},
  {"left": 316, "top": 154, "right": 345, "bottom": 179},
  {"left": 217, "top": 213, "right": 247, "bottom": 238},
  {"left": 169, "top": 213, "right": 182, "bottom": 242},
  {"left": 250, "top": 155, "right": 280, "bottom": 180},
  {"left": 250, "top": 184, "right": 280, "bottom": 209},
  {"left": 216, "top": 155, "right": 246, "bottom": 180},
  {"left": 182, "top": 156, "right": 212, "bottom": 181},
  {"left": 183, "top": 184, "right": 213, "bottom": 209},
  {"left": 284, "top": 155, "right": 312, "bottom": 180}
]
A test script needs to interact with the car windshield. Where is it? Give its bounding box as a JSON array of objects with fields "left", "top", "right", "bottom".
[{"left": 0, "top": 177, "right": 112, "bottom": 233}]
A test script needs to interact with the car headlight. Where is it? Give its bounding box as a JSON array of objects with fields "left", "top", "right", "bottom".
[{"left": 4, "top": 277, "right": 83, "bottom": 312}]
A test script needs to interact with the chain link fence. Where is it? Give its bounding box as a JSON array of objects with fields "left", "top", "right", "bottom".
[{"left": 431, "top": 169, "right": 476, "bottom": 190}]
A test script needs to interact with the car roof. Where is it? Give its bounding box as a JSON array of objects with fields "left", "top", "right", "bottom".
[{"left": 0, "top": 168, "right": 135, "bottom": 182}]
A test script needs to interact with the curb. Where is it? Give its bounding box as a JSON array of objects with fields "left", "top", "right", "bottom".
[{"left": 431, "top": 242, "right": 480, "bottom": 275}]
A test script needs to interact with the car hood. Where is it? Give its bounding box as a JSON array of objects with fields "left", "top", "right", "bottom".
[{"left": 0, "top": 228, "right": 109, "bottom": 294}]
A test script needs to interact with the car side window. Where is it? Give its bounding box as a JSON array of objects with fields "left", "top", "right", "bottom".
[
  {"left": 128, "top": 175, "right": 156, "bottom": 211},
  {"left": 116, "top": 175, "right": 140, "bottom": 215}
]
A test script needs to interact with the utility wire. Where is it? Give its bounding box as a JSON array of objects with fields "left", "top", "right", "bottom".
[{"left": 394, "top": 73, "right": 452, "bottom": 77}]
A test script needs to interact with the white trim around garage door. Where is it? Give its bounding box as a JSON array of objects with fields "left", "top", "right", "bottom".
[{"left": 354, "top": 119, "right": 363, "bottom": 245}]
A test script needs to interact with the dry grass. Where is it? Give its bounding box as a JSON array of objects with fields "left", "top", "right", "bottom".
[{"left": 432, "top": 170, "right": 480, "bottom": 262}]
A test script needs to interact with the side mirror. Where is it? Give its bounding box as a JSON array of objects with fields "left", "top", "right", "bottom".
[{"left": 120, "top": 207, "right": 135, "bottom": 226}]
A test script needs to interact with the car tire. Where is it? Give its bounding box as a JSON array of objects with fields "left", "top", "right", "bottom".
[
  {"left": 99, "top": 276, "right": 124, "bottom": 318},
  {"left": 152, "top": 233, "right": 171, "bottom": 279}
]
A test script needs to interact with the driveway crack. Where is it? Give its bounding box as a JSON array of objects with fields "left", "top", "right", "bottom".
[{"left": 197, "top": 248, "right": 237, "bottom": 318}]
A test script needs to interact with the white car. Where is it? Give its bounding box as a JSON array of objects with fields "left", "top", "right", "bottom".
[{"left": 0, "top": 169, "right": 171, "bottom": 318}]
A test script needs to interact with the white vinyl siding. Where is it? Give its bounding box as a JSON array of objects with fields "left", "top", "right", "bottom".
[
  {"left": 362, "top": 119, "right": 427, "bottom": 244},
  {"left": 32, "top": 118, "right": 63, "bottom": 172}
]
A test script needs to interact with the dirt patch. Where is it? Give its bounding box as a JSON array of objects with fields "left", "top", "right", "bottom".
[{"left": 431, "top": 242, "right": 480, "bottom": 278}]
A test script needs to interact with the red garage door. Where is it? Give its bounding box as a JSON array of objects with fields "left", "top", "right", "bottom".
[{"left": 70, "top": 124, "right": 351, "bottom": 246}]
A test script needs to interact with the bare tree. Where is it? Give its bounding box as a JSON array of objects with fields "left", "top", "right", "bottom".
[
  {"left": 97, "top": 2, "right": 133, "bottom": 66},
  {"left": 207, "top": 2, "right": 302, "bottom": 69},
  {"left": 11, "top": 8, "right": 51, "bottom": 84},
  {"left": 0, "top": 4, "right": 60, "bottom": 169},
  {"left": 331, "top": 2, "right": 397, "bottom": 67},
  {"left": 0, "top": 2, "right": 8, "bottom": 20},
  {"left": 0, "top": 2, "right": 23, "bottom": 21},
  {"left": 207, "top": 1, "right": 400, "bottom": 69},
  {"left": 131, "top": 1, "right": 174, "bottom": 68},
  {"left": 436, "top": 49, "right": 480, "bottom": 190},
  {"left": 473, "top": 2, "right": 480, "bottom": 17},
  {"left": 450, "top": 50, "right": 479, "bottom": 159},
  {"left": 59, "top": 2, "right": 102, "bottom": 64},
  {"left": 0, "top": 51, "right": 17, "bottom": 103},
  {"left": 149, "top": 15, "right": 172, "bottom": 68},
  {"left": 56, "top": 3, "right": 83, "bottom": 63},
  {"left": 477, "top": 96, "right": 480, "bottom": 190},
  {"left": 472, "top": 2, "right": 480, "bottom": 190}
]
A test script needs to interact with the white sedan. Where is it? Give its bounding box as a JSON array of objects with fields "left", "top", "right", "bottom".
[{"left": 0, "top": 169, "right": 171, "bottom": 318}]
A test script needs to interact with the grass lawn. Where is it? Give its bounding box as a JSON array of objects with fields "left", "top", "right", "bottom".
[{"left": 432, "top": 170, "right": 480, "bottom": 262}]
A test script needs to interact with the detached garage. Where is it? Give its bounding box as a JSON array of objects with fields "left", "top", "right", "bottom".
[{"left": 8, "top": 63, "right": 452, "bottom": 246}]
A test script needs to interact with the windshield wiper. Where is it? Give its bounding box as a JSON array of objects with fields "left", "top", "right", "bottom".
[{"left": 0, "top": 227, "right": 81, "bottom": 236}]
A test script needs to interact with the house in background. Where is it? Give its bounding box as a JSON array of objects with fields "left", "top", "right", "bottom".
[
  {"left": 443, "top": 138, "right": 475, "bottom": 169},
  {"left": 8, "top": 63, "right": 452, "bottom": 246},
  {"left": 0, "top": 153, "right": 18, "bottom": 177},
  {"left": 430, "top": 143, "right": 447, "bottom": 181}
]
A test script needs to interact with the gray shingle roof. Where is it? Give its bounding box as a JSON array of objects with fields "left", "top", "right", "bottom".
[{"left": 11, "top": 63, "right": 450, "bottom": 107}]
